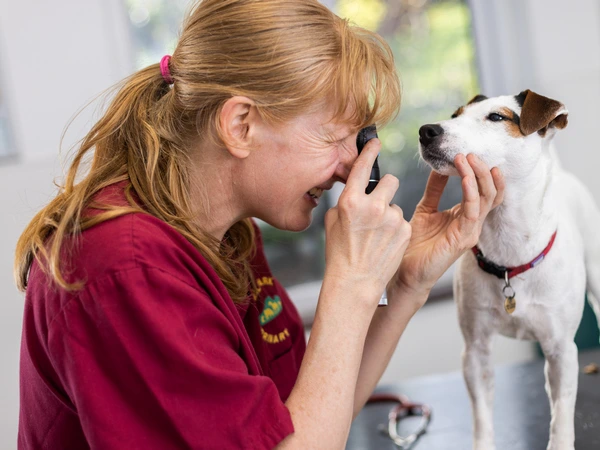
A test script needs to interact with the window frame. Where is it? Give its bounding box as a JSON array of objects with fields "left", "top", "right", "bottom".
[{"left": 0, "top": 51, "right": 17, "bottom": 161}]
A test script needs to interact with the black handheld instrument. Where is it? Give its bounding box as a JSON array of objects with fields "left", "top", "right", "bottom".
[
  {"left": 356, "top": 124, "right": 388, "bottom": 306},
  {"left": 356, "top": 125, "right": 380, "bottom": 195}
]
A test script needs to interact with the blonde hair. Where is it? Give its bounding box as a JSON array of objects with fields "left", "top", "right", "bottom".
[{"left": 14, "top": 0, "right": 401, "bottom": 302}]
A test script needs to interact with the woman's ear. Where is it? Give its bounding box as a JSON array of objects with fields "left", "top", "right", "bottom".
[{"left": 219, "top": 96, "right": 260, "bottom": 159}]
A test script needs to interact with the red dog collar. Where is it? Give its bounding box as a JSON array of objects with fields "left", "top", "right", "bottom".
[{"left": 471, "top": 230, "right": 558, "bottom": 279}]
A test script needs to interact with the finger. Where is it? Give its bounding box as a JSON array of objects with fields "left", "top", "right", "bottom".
[
  {"left": 381, "top": 203, "right": 405, "bottom": 230},
  {"left": 466, "top": 154, "right": 497, "bottom": 210},
  {"left": 455, "top": 154, "right": 479, "bottom": 221},
  {"left": 371, "top": 173, "right": 399, "bottom": 206},
  {"left": 389, "top": 203, "right": 405, "bottom": 221},
  {"left": 418, "top": 170, "right": 449, "bottom": 213},
  {"left": 345, "top": 138, "right": 381, "bottom": 194},
  {"left": 490, "top": 167, "right": 505, "bottom": 209},
  {"left": 386, "top": 204, "right": 408, "bottom": 240}
]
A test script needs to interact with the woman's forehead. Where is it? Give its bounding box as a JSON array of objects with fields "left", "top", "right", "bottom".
[{"left": 315, "top": 111, "right": 359, "bottom": 137}]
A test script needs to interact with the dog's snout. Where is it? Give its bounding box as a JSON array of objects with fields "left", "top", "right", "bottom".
[{"left": 419, "top": 124, "right": 444, "bottom": 146}]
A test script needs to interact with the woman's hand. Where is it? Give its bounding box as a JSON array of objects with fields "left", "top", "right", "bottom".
[
  {"left": 324, "top": 139, "right": 412, "bottom": 309},
  {"left": 390, "top": 153, "right": 505, "bottom": 300}
]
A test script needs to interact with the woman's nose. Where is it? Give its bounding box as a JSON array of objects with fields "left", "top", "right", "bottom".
[
  {"left": 331, "top": 132, "right": 362, "bottom": 183},
  {"left": 331, "top": 162, "right": 351, "bottom": 184},
  {"left": 332, "top": 151, "right": 357, "bottom": 184}
]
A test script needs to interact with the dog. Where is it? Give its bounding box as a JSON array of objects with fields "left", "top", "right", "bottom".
[{"left": 418, "top": 89, "right": 600, "bottom": 450}]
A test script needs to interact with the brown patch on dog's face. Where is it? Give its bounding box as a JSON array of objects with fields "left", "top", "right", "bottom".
[
  {"left": 451, "top": 106, "right": 464, "bottom": 119},
  {"left": 452, "top": 94, "right": 488, "bottom": 119},
  {"left": 498, "top": 107, "right": 524, "bottom": 138},
  {"left": 468, "top": 94, "right": 488, "bottom": 105}
]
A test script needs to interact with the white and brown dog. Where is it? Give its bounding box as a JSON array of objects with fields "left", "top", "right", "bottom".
[{"left": 418, "top": 90, "right": 600, "bottom": 450}]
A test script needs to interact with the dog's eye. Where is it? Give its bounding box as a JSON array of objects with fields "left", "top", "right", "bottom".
[{"left": 487, "top": 113, "right": 505, "bottom": 122}]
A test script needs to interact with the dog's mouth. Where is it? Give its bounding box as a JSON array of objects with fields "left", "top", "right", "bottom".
[{"left": 419, "top": 144, "right": 454, "bottom": 170}]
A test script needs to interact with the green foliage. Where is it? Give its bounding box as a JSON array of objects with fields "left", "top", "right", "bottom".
[
  {"left": 338, "top": 0, "right": 479, "bottom": 217},
  {"left": 337, "top": 0, "right": 387, "bottom": 30}
]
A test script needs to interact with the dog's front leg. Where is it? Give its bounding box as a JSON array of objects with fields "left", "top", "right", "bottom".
[
  {"left": 462, "top": 334, "right": 496, "bottom": 450},
  {"left": 540, "top": 340, "right": 578, "bottom": 450}
]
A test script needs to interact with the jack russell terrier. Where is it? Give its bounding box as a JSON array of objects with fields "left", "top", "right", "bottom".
[{"left": 418, "top": 89, "right": 600, "bottom": 450}]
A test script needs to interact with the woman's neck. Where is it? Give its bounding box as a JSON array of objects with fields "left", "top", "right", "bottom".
[{"left": 188, "top": 143, "right": 246, "bottom": 242}]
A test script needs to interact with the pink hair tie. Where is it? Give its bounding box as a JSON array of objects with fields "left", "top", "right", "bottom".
[{"left": 160, "top": 55, "right": 174, "bottom": 85}]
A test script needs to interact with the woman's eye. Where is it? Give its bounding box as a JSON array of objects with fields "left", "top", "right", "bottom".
[
  {"left": 332, "top": 135, "right": 350, "bottom": 145},
  {"left": 487, "top": 113, "right": 505, "bottom": 122}
]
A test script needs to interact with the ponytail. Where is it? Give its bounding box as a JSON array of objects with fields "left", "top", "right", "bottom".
[{"left": 14, "top": 63, "right": 256, "bottom": 303}]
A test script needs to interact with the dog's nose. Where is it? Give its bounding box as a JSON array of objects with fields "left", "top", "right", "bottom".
[{"left": 419, "top": 124, "right": 444, "bottom": 146}]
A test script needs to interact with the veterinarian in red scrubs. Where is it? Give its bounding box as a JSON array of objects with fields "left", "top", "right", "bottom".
[{"left": 15, "top": 1, "right": 504, "bottom": 448}]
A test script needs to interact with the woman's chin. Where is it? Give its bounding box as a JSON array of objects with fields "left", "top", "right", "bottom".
[
  {"left": 282, "top": 211, "right": 314, "bottom": 233},
  {"left": 258, "top": 212, "right": 312, "bottom": 233},
  {"left": 286, "top": 216, "right": 312, "bottom": 232},
  {"left": 259, "top": 201, "right": 316, "bottom": 232}
]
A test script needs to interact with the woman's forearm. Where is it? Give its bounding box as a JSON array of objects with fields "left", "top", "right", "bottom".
[
  {"left": 275, "top": 277, "right": 378, "bottom": 449},
  {"left": 352, "top": 285, "right": 430, "bottom": 418}
]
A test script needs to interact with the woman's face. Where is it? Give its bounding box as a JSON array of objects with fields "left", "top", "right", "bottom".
[{"left": 242, "top": 104, "right": 361, "bottom": 232}]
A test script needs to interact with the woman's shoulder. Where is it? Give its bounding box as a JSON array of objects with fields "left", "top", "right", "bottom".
[{"left": 69, "top": 211, "right": 215, "bottom": 289}]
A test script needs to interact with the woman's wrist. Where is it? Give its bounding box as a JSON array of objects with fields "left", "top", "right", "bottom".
[
  {"left": 386, "top": 277, "right": 431, "bottom": 311},
  {"left": 321, "top": 268, "right": 384, "bottom": 310}
]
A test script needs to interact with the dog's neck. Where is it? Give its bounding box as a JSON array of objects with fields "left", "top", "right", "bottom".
[{"left": 477, "top": 147, "right": 559, "bottom": 267}]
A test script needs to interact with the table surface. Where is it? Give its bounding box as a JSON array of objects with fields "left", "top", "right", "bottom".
[{"left": 347, "top": 349, "right": 600, "bottom": 450}]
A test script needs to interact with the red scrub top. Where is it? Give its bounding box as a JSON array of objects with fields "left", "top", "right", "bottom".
[{"left": 18, "top": 183, "right": 306, "bottom": 449}]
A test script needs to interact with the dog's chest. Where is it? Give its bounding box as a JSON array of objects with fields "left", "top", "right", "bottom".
[
  {"left": 456, "top": 224, "right": 587, "bottom": 340},
  {"left": 465, "top": 279, "right": 583, "bottom": 341},
  {"left": 488, "top": 293, "right": 550, "bottom": 340}
]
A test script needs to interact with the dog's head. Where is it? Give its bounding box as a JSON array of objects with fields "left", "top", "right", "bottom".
[{"left": 418, "top": 90, "right": 568, "bottom": 177}]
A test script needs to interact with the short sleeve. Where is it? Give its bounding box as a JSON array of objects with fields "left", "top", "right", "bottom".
[{"left": 47, "top": 266, "right": 294, "bottom": 450}]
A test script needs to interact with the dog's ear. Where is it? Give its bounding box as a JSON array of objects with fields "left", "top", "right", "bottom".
[{"left": 518, "top": 89, "right": 568, "bottom": 136}]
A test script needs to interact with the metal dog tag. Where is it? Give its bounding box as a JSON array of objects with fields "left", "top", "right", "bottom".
[
  {"left": 504, "top": 295, "right": 516, "bottom": 314},
  {"left": 502, "top": 271, "right": 516, "bottom": 314}
]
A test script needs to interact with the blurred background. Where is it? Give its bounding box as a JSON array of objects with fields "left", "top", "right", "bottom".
[{"left": 1, "top": 0, "right": 599, "bottom": 446}]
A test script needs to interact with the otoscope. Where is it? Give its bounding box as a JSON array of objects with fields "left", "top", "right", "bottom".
[
  {"left": 356, "top": 125, "right": 381, "bottom": 194},
  {"left": 356, "top": 125, "right": 388, "bottom": 306}
]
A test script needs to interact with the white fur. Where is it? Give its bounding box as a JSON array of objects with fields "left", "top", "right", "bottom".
[{"left": 419, "top": 94, "right": 600, "bottom": 450}]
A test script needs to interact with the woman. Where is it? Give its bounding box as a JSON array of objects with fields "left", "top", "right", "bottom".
[{"left": 15, "top": 0, "right": 504, "bottom": 448}]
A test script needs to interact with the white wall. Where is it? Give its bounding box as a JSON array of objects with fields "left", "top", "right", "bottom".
[
  {"left": 0, "top": 0, "right": 133, "bottom": 162},
  {"left": 469, "top": 0, "right": 600, "bottom": 200},
  {"left": 0, "top": 0, "right": 133, "bottom": 446},
  {"left": 526, "top": 0, "right": 600, "bottom": 198},
  {"left": 0, "top": 161, "right": 59, "bottom": 447}
]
